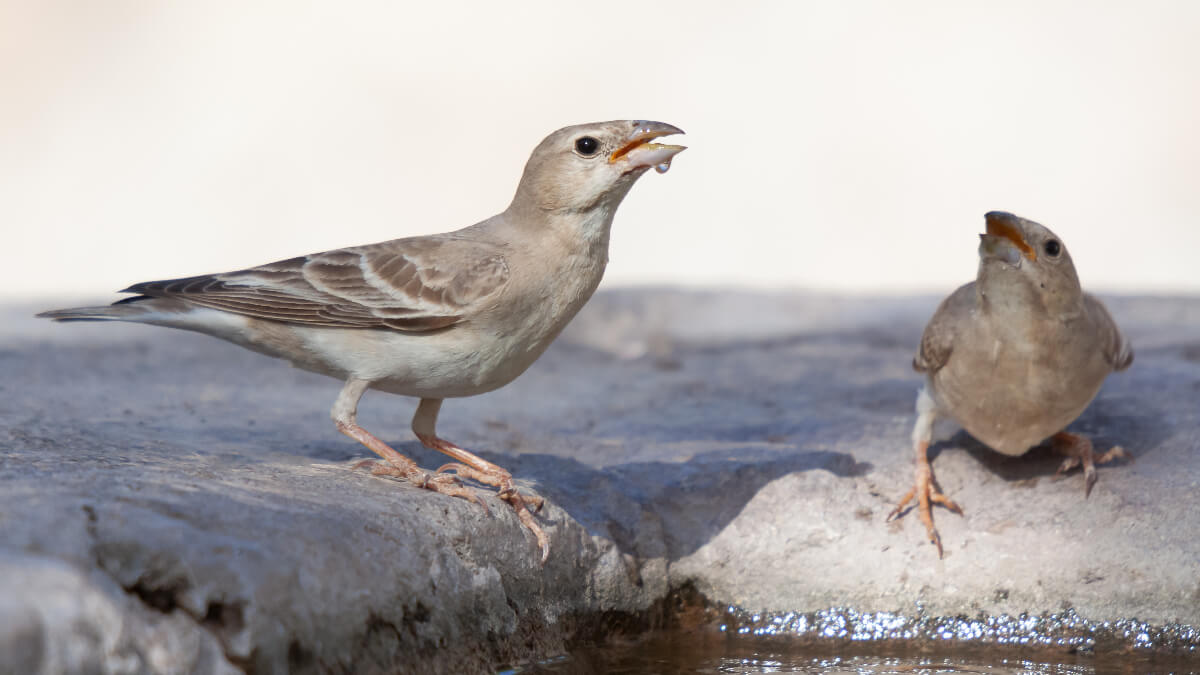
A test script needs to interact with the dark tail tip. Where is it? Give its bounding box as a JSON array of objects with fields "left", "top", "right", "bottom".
[{"left": 35, "top": 307, "right": 121, "bottom": 322}]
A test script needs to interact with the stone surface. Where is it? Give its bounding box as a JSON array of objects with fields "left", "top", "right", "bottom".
[{"left": 2, "top": 290, "right": 1198, "bottom": 672}]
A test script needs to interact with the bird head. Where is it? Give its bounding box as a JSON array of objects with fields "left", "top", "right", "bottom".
[
  {"left": 511, "top": 120, "right": 686, "bottom": 216},
  {"left": 977, "top": 211, "right": 1083, "bottom": 315}
]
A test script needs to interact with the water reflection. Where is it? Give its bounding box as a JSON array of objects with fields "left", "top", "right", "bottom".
[{"left": 508, "top": 631, "right": 1196, "bottom": 674}]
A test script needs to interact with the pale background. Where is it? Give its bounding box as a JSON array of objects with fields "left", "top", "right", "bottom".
[{"left": 3, "top": 1, "right": 1198, "bottom": 300}]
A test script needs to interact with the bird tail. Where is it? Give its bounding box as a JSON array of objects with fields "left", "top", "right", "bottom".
[{"left": 36, "top": 296, "right": 156, "bottom": 322}]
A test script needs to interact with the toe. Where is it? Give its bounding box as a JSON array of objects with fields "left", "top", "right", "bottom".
[
  {"left": 887, "top": 487, "right": 917, "bottom": 522},
  {"left": 515, "top": 505, "right": 550, "bottom": 565},
  {"left": 929, "top": 492, "right": 963, "bottom": 515}
]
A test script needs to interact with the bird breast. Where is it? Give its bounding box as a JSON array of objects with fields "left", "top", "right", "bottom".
[{"left": 931, "top": 316, "right": 1108, "bottom": 456}]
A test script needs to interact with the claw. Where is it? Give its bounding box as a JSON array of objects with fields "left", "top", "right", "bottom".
[
  {"left": 1084, "top": 467, "right": 1098, "bottom": 498},
  {"left": 509, "top": 496, "right": 550, "bottom": 564}
]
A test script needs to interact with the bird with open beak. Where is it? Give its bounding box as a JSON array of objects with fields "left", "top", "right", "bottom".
[
  {"left": 38, "top": 120, "right": 686, "bottom": 564},
  {"left": 888, "top": 211, "right": 1133, "bottom": 557}
]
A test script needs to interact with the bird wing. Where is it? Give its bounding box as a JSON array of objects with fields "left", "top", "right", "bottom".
[
  {"left": 913, "top": 282, "right": 975, "bottom": 374},
  {"left": 120, "top": 236, "right": 511, "bottom": 332},
  {"left": 1083, "top": 293, "right": 1133, "bottom": 371}
]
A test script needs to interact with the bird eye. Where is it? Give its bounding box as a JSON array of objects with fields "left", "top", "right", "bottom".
[
  {"left": 574, "top": 136, "right": 599, "bottom": 156},
  {"left": 1043, "top": 240, "right": 1061, "bottom": 257}
]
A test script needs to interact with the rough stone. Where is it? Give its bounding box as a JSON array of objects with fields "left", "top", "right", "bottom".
[{"left": 3, "top": 290, "right": 1198, "bottom": 672}]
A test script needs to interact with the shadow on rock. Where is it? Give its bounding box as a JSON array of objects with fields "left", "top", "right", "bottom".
[
  {"left": 625, "top": 447, "right": 871, "bottom": 561},
  {"left": 415, "top": 444, "right": 872, "bottom": 565},
  {"left": 933, "top": 392, "right": 1169, "bottom": 485}
]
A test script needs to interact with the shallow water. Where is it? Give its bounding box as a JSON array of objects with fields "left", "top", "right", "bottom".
[{"left": 511, "top": 631, "right": 1199, "bottom": 674}]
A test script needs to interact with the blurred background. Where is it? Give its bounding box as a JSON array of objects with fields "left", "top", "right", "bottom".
[{"left": 3, "top": 0, "right": 1198, "bottom": 300}]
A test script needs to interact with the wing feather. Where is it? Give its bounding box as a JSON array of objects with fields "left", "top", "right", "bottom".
[
  {"left": 913, "top": 283, "right": 975, "bottom": 374},
  {"left": 1083, "top": 293, "right": 1133, "bottom": 371},
  {"left": 121, "top": 236, "right": 510, "bottom": 332}
]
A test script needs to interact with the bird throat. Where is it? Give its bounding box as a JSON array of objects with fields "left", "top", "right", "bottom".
[{"left": 977, "top": 264, "right": 1045, "bottom": 318}]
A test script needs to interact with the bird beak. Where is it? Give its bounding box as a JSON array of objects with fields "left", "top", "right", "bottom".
[
  {"left": 979, "top": 211, "right": 1036, "bottom": 266},
  {"left": 609, "top": 121, "right": 687, "bottom": 171}
]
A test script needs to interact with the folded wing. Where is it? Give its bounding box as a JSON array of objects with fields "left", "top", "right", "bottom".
[
  {"left": 121, "top": 236, "right": 510, "bottom": 332},
  {"left": 913, "top": 282, "right": 975, "bottom": 374},
  {"left": 1083, "top": 293, "right": 1133, "bottom": 372}
]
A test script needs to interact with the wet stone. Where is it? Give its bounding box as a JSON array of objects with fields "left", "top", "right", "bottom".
[{"left": 2, "top": 290, "right": 1198, "bottom": 672}]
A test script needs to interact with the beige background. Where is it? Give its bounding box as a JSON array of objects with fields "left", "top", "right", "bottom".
[{"left": 4, "top": 1, "right": 1198, "bottom": 300}]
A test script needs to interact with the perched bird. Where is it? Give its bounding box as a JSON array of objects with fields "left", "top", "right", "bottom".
[
  {"left": 889, "top": 211, "right": 1132, "bottom": 557},
  {"left": 39, "top": 120, "right": 686, "bottom": 563}
]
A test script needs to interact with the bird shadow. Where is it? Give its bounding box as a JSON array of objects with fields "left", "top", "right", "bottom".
[
  {"left": 302, "top": 435, "right": 871, "bottom": 564},
  {"left": 486, "top": 446, "right": 871, "bottom": 563},
  {"left": 288, "top": 327, "right": 899, "bottom": 563},
  {"left": 932, "top": 393, "right": 1170, "bottom": 486}
]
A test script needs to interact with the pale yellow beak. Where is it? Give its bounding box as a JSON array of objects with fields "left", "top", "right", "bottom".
[{"left": 609, "top": 121, "right": 686, "bottom": 171}]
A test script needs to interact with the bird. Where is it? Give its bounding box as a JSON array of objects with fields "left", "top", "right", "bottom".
[
  {"left": 888, "top": 211, "right": 1133, "bottom": 557},
  {"left": 38, "top": 120, "right": 686, "bottom": 564}
]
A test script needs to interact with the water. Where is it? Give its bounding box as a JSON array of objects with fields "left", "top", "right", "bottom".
[
  {"left": 511, "top": 631, "right": 1199, "bottom": 674},
  {"left": 503, "top": 594, "right": 1199, "bottom": 674}
]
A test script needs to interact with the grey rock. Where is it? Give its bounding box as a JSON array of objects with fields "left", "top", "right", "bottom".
[{"left": 3, "top": 290, "right": 1198, "bottom": 672}]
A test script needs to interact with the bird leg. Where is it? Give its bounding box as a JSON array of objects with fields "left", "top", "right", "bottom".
[
  {"left": 1050, "top": 431, "right": 1130, "bottom": 498},
  {"left": 888, "top": 387, "right": 962, "bottom": 558},
  {"left": 413, "top": 398, "right": 550, "bottom": 564},
  {"left": 333, "top": 379, "right": 487, "bottom": 511}
]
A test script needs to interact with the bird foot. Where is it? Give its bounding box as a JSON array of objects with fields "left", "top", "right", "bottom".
[
  {"left": 353, "top": 459, "right": 490, "bottom": 516},
  {"left": 437, "top": 461, "right": 549, "bottom": 563},
  {"left": 888, "top": 460, "right": 963, "bottom": 559},
  {"left": 1050, "top": 432, "right": 1131, "bottom": 498}
]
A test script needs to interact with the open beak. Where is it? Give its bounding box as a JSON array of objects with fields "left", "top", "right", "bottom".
[
  {"left": 609, "top": 121, "right": 686, "bottom": 172},
  {"left": 979, "top": 211, "right": 1035, "bottom": 266}
]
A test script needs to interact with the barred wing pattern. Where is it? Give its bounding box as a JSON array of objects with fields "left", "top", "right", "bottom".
[{"left": 121, "top": 236, "right": 511, "bottom": 332}]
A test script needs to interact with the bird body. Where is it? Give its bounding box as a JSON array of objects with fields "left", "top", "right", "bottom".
[
  {"left": 921, "top": 282, "right": 1125, "bottom": 455},
  {"left": 891, "top": 211, "right": 1131, "bottom": 556},
  {"left": 56, "top": 217, "right": 609, "bottom": 399},
  {"left": 40, "top": 120, "right": 687, "bottom": 562}
]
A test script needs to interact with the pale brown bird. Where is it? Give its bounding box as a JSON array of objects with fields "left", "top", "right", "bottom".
[
  {"left": 38, "top": 120, "right": 686, "bottom": 563},
  {"left": 889, "top": 211, "right": 1133, "bottom": 556}
]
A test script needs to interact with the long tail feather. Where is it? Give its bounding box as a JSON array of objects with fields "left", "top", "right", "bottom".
[{"left": 36, "top": 298, "right": 154, "bottom": 322}]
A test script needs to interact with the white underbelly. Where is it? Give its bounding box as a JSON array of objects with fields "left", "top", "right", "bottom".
[{"left": 272, "top": 323, "right": 539, "bottom": 398}]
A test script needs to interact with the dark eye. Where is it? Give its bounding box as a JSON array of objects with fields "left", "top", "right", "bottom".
[
  {"left": 574, "top": 136, "right": 599, "bottom": 156},
  {"left": 1043, "top": 240, "right": 1061, "bottom": 257}
]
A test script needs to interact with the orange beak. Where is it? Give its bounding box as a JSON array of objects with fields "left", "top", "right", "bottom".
[{"left": 983, "top": 211, "right": 1037, "bottom": 261}]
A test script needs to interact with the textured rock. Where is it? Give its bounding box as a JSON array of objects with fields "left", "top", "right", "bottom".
[{"left": 3, "top": 290, "right": 1198, "bottom": 672}]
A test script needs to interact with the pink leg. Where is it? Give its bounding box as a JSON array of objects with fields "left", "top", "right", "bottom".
[
  {"left": 332, "top": 379, "right": 486, "bottom": 510},
  {"left": 888, "top": 387, "right": 962, "bottom": 558},
  {"left": 1051, "top": 431, "right": 1130, "bottom": 498},
  {"left": 888, "top": 440, "right": 963, "bottom": 558},
  {"left": 414, "top": 398, "right": 550, "bottom": 564}
]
